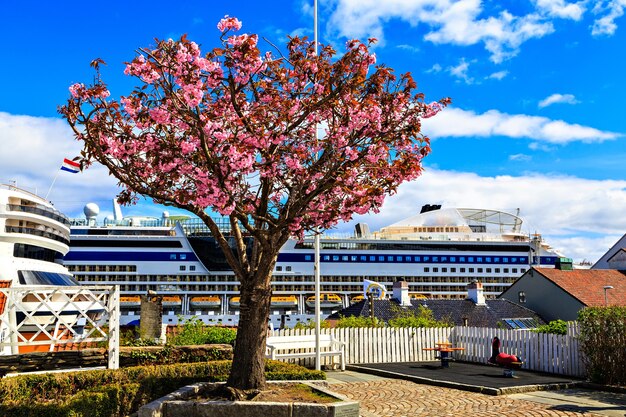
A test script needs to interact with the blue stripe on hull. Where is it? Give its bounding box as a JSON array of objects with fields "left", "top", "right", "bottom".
[{"left": 63, "top": 251, "right": 198, "bottom": 262}]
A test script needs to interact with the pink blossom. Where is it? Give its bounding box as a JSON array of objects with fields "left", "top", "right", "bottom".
[
  {"left": 422, "top": 102, "right": 443, "bottom": 118},
  {"left": 217, "top": 16, "right": 242, "bottom": 32}
]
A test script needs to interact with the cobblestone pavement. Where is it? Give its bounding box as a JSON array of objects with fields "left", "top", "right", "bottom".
[{"left": 328, "top": 378, "right": 607, "bottom": 417}]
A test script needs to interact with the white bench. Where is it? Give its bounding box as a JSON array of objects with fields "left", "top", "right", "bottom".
[{"left": 265, "top": 334, "right": 346, "bottom": 371}]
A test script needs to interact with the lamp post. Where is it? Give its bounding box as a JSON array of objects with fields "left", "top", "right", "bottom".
[
  {"left": 603, "top": 285, "right": 614, "bottom": 306},
  {"left": 313, "top": 0, "right": 321, "bottom": 372}
]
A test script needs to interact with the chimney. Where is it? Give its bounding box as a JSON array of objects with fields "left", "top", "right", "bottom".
[
  {"left": 466, "top": 280, "right": 486, "bottom": 305},
  {"left": 393, "top": 278, "right": 411, "bottom": 306}
]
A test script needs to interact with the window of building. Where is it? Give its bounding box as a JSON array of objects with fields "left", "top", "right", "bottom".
[{"left": 518, "top": 291, "right": 526, "bottom": 303}]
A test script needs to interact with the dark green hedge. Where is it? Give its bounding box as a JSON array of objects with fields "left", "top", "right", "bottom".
[
  {"left": 578, "top": 306, "right": 626, "bottom": 385},
  {"left": 0, "top": 360, "right": 325, "bottom": 417}
]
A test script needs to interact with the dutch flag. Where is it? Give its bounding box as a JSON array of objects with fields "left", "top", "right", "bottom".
[{"left": 60, "top": 158, "right": 81, "bottom": 174}]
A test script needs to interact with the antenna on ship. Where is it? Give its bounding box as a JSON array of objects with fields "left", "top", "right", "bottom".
[{"left": 113, "top": 199, "right": 123, "bottom": 221}]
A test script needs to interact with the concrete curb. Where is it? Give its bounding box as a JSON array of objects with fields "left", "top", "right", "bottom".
[{"left": 346, "top": 364, "right": 583, "bottom": 396}]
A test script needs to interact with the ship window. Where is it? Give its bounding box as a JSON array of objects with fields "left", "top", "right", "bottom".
[
  {"left": 276, "top": 266, "right": 282, "bottom": 271},
  {"left": 512, "top": 268, "right": 518, "bottom": 273},
  {"left": 286, "top": 266, "right": 292, "bottom": 271},
  {"left": 360, "top": 256, "right": 367, "bottom": 261},
  {"left": 351, "top": 256, "right": 357, "bottom": 261},
  {"left": 504, "top": 268, "right": 509, "bottom": 273},
  {"left": 441, "top": 267, "right": 447, "bottom": 272},
  {"left": 433, "top": 256, "right": 439, "bottom": 262},
  {"left": 503, "top": 257, "right": 509, "bottom": 263},
  {"left": 180, "top": 254, "right": 187, "bottom": 260},
  {"left": 333, "top": 256, "right": 339, "bottom": 261},
  {"left": 469, "top": 268, "right": 474, "bottom": 273},
  {"left": 342, "top": 256, "right": 348, "bottom": 261},
  {"left": 378, "top": 256, "right": 384, "bottom": 261},
  {"left": 179, "top": 265, "right": 186, "bottom": 271},
  {"left": 405, "top": 256, "right": 412, "bottom": 262},
  {"left": 495, "top": 268, "right": 500, "bottom": 273},
  {"left": 451, "top": 268, "right": 456, "bottom": 273},
  {"left": 486, "top": 268, "right": 492, "bottom": 273},
  {"left": 415, "top": 256, "right": 421, "bottom": 262},
  {"left": 370, "top": 256, "right": 376, "bottom": 261},
  {"left": 441, "top": 256, "right": 447, "bottom": 262},
  {"left": 423, "top": 256, "right": 430, "bottom": 262},
  {"left": 433, "top": 267, "right": 438, "bottom": 272},
  {"left": 18, "top": 270, "right": 79, "bottom": 286},
  {"left": 494, "top": 257, "right": 500, "bottom": 263},
  {"left": 323, "top": 256, "right": 330, "bottom": 261},
  {"left": 170, "top": 254, "right": 176, "bottom": 260},
  {"left": 387, "top": 256, "right": 393, "bottom": 261},
  {"left": 477, "top": 268, "right": 483, "bottom": 273},
  {"left": 305, "top": 255, "right": 312, "bottom": 261},
  {"left": 424, "top": 267, "right": 430, "bottom": 272},
  {"left": 477, "top": 257, "right": 483, "bottom": 263},
  {"left": 460, "top": 268, "right": 466, "bottom": 272},
  {"left": 486, "top": 257, "right": 491, "bottom": 262},
  {"left": 450, "top": 257, "right": 456, "bottom": 262},
  {"left": 467, "top": 257, "right": 473, "bottom": 262}
]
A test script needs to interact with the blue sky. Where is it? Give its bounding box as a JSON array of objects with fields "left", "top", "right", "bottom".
[{"left": 1, "top": 0, "right": 625, "bottom": 262}]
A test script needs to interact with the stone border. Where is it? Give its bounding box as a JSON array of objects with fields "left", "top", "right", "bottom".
[
  {"left": 138, "top": 380, "right": 359, "bottom": 417},
  {"left": 346, "top": 364, "right": 583, "bottom": 396}
]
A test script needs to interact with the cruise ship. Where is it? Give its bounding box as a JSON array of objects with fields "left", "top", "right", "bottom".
[
  {"left": 64, "top": 202, "right": 563, "bottom": 327},
  {"left": 0, "top": 184, "right": 103, "bottom": 353}
]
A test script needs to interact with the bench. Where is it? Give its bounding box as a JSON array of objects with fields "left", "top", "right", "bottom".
[{"left": 266, "top": 335, "right": 346, "bottom": 370}]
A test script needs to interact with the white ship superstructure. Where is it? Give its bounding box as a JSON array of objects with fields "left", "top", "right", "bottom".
[{"left": 65, "top": 203, "right": 563, "bottom": 327}]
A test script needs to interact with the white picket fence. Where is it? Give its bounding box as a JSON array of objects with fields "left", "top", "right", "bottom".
[{"left": 269, "top": 324, "right": 585, "bottom": 377}]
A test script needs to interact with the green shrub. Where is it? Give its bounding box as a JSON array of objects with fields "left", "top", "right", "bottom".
[
  {"left": 293, "top": 320, "right": 331, "bottom": 330},
  {"left": 168, "top": 318, "right": 237, "bottom": 346},
  {"left": 0, "top": 360, "right": 324, "bottom": 417},
  {"left": 533, "top": 319, "right": 568, "bottom": 335},
  {"left": 578, "top": 306, "right": 626, "bottom": 385},
  {"left": 388, "top": 305, "right": 453, "bottom": 328},
  {"left": 335, "top": 316, "right": 382, "bottom": 328}
]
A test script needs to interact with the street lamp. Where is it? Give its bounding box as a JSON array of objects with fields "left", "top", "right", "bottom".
[{"left": 603, "top": 285, "right": 614, "bottom": 306}]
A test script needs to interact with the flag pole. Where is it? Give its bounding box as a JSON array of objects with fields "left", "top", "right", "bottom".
[{"left": 45, "top": 170, "right": 61, "bottom": 200}]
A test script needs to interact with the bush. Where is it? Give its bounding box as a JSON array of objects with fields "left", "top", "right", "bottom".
[
  {"left": 533, "top": 319, "right": 568, "bottom": 335},
  {"left": 0, "top": 360, "right": 324, "bottom": 417},
  {"left": 168, "top": 318, "right": 237, "bottom": 346},
  {"left": 388, "top": 305, "right": 453, "bottom": 328},
  {"left": 335, "top": 316, "right": 383, "bottom": 328},
  {"left": 578, "top": 306, "right": 626, "bottom": 385},
  {"left": 293, "top": 320, "right": 331, "bottom": 330}
]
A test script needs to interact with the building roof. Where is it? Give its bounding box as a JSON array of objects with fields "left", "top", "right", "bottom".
[
  {"left": 532, "top": 267, "right": 626, "bottom": 307},
  {"left": 592, "top": 233, "right": 626, "bottom": 269},
  {"left": 327, "top": 298, "right": 545, "bottom": 329}
]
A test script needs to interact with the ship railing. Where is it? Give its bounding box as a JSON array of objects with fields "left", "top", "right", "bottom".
[
  {"left": 4, "top": 226, "right": 70, "bottom": 246},
  {"left": 6, "top": 204, "right": 71, "bottom": 226},
  {"left": 0, "top": 285, "right": 120, "bottom": 370}
]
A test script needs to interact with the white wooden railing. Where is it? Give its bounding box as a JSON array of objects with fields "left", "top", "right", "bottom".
[
  {"left": 269, "top": 324, "right": 586, "bottom": 377},
  {"left": 0, "top": 285, "right": 120, "bottom": 369}
]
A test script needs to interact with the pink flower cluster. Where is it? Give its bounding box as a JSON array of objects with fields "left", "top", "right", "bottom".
[
  {"left": 217, "top": 16, "right": 242, "bottom": 32},
  {"left": 422, "top": 102, "right": 443, "bottom": 118}
]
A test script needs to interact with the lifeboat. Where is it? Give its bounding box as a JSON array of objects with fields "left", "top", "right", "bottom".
[
  {"left": 120, "top": 295, "right": 141, "bottom": 307},
  {"left": 270, "top": 295, "right": 298, "bottom": 308},
  {"left": 409, "top": 293, "right": 428, "bottom": 300},
  {"left": 189, "top": 295, "right": 221, "bottom": 309},
  {"left": 350, "top": 295, "right": 364, "bottom": 304},
  {"left": 229, "top": 296, "right": 240, "bottom": 309},
  {"left": 161, "top": 295, "right": 182, "bottom": 307},
  {"left": 305, "top": 293, "right": 342, "bottom": 309}
]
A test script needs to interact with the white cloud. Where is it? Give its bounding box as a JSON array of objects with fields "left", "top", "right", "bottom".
[
  {"left": 344, "top": 169, "right": 626, "bottom": 262},
  {"left": 592, "top": 0, "right": 626, "bottom": 36},
  {"left": 509, "top": 153, "right": 532, "bottom": 161},
  {"left": 448, "top": 59, "right": 474, "bottom": 83},
  {"left": 396, "top": 44, "right": 420, "bottom": 53},
  {"left": 487, "top": 70, "right": 508, "bottom": 80},
  {"left": 0, "top": 112, "right": 120, "bottom": 218},
  {"left": 328, "top": 0, "right": 623, "bottom": 63},
  {"left": 426, "top": 63, "right": 443, "bottom": 73},
  {"left": 421, "top": 107, "right": 621, "bottom": 144},
  {"left": 538, "top": 93, "right": 580, "bottom": 108},
  {"left": 533, "top": 0, "right": 585, "bottom": 20}
]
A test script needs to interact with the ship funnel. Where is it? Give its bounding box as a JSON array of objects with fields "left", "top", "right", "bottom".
[
  {"left": 355, "top": 223, "right": 371, "bottom": 238},
  {"left": 113, "top": 199, "right": 123, "bottom": 221}
]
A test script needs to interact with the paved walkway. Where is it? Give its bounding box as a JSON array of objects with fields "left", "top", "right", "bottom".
[{"left": 325, "top": 371, "right": 626, "bottom": 417}]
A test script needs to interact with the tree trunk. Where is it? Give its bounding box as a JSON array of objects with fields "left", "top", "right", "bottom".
[{"left": 226, "top": 257, "right": 274, "bottom": 390}]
